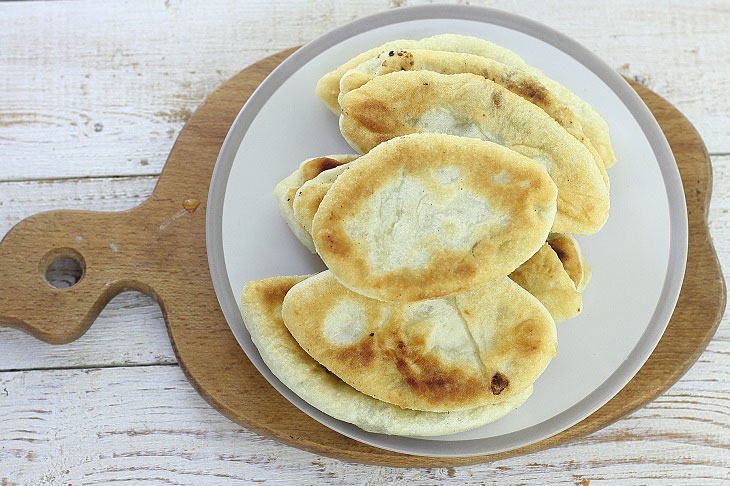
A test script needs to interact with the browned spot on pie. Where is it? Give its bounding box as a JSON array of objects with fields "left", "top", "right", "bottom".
[{"left": 491, "top": 372, "right": 509, "bottom": 395}]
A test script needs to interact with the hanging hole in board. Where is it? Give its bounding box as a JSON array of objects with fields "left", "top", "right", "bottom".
[{"left": 40, "top": 248, "right": 86, "bottom": 289}]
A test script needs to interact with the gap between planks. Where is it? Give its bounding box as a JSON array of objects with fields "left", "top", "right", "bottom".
[{"left": 0, "top": 362, "right": 178, "bottom": 375}]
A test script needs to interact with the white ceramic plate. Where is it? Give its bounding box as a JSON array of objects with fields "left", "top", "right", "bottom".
[{"left": 207, "top": 5, "right": 687, "bottom": 457}]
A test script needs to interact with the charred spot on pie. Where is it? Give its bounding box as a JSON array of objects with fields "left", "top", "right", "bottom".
[{"left": 491, "top": 372, "right": 509, "bottom": 395}]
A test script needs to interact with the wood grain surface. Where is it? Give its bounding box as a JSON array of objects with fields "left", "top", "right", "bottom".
[
  {"left": 1, "top": 0, "right": 728, "bottom": 483},
  {"left": 0, "top": 43, "right": 724, "bottom": 468}
]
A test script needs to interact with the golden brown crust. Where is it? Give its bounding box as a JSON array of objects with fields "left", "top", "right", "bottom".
[
  {"left": 311, "top": 133, "right": 557, "bottom": 302},
  {"left": 339, "top": 49, "right": 609, "bottom": 187},
  {"left": 299, "top": 156, "right": 351, "bottom": 183},
  {"left": 316, "top": 34, "right": 527, "bottom": 113},
  {"left": 547, "top": 234, "right": 592, "bottom": 292},
  {"left": 281, "top": 271, "right": 556, "bottom": 412},
  {"left": 283, "top": 272, "right": 487, "bottom": 411},
  {"left": 548, "top": 237, "right": 581, "bottom": 287},
  {"left": 292, "top": 172, "right": 589, "bottom": 322},
  {"left": 293, "top": 164, "right": 350, "bottom": 235},
  {"left": 273, "top": 154, "right": 358, "bottom": 252},
  {"left": 339, "top": 70, "right": 609, "bottom": 234},
  {"left": 509, "top": 243, "right": 583, "bottom": 322},
  {"left": 244, "top": 276, "right": 307, "bottom": 318},
  {"left": 240, "top": 275, "right": 535, "bottom": 435}
]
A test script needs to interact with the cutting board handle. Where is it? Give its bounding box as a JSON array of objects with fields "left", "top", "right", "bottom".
[
  {"left": 0, "top": 206, "right": 155, "bottom": 344},
  {"left": 0, "top": 49, "right": 290, "bottom": 346}
]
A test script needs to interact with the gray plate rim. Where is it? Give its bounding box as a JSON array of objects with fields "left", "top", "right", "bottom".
[{"left": 205, "top": 4, "right": 688, "bottom": 457}]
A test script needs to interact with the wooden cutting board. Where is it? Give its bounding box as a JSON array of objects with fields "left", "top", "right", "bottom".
[{"left": 0, "top": 49, "right": 724, "bottom": 467}]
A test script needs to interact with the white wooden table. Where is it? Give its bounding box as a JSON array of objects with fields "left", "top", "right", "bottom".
[{"left": 1, "top": 1, "right": 728, "bottom": 483}]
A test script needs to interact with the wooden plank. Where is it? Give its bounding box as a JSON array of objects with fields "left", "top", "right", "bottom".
[
  {"left": 0, "top": 364, "right": 727, "bottom": 484},
  {"left": 1, "top": 0, "right": 729, "bottom": 181},
  {"left": 0, "top": 176, "right": 157, "bottom": 237}
]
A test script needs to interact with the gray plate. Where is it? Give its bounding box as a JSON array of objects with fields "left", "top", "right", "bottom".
[{"left": 206, "top": 5, "right": 687, "bottom": 457}]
